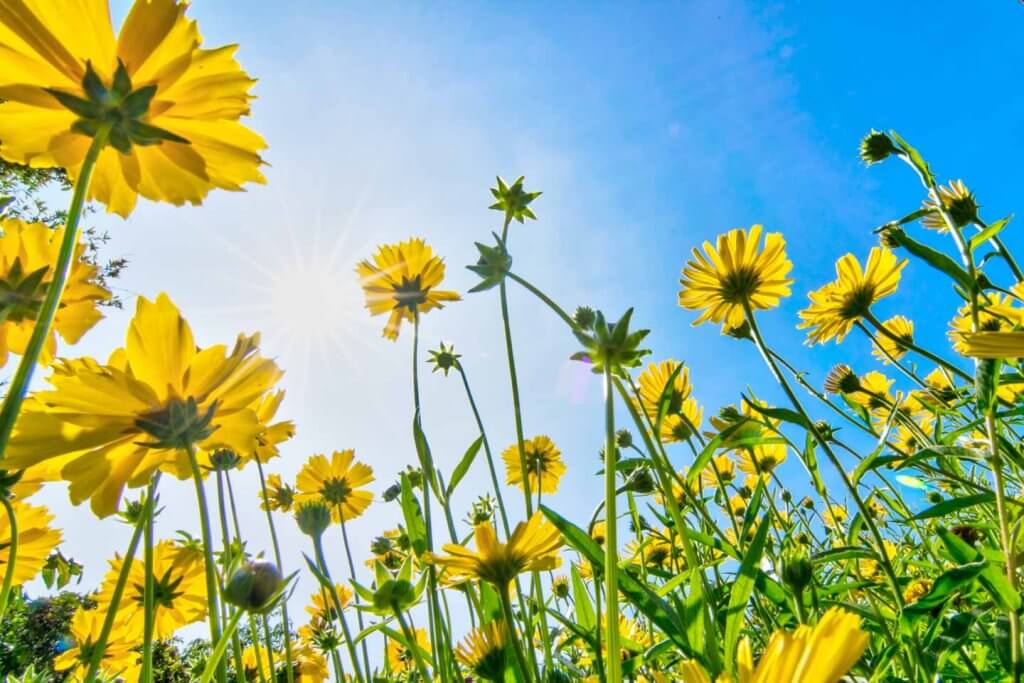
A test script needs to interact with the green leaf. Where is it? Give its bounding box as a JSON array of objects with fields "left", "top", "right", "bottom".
[
  {"left": 885, "top": 226, "right": 973, "bottom": 290},
  {"left": 890, "top": 131, "right": 934, "bottom": 184},
  {"left": 539, "top": 505, "right": 698, "bottom": 661},
  {"left": 400, "top": 474, "right": 427, "bottom": 557},
  {"left": 412, "top": 414, "right": 442, "bottom": 501},
  {"left": 742, "top": 397, "right": 810, "bottom": 429},
  {"left": 970, "top": 215, "right": 1012, "bottom": 252},
  {"left": 446, "top": 435, "right": 484, "bottom": 499},
  {"left": 903, "top": 561, "right": 986, "bottom": 617},
  {"left": 937, "top": 527, "right": 1020, "bottom": 611},
  {"left": 724, "top": 515, "right": 770, "bottom": 672},
  {"left": 911, "top": 492, "right": 994, "bottom": 520},
  {"left": 571, "top": 563, "right": 597, "bottom": 633}
]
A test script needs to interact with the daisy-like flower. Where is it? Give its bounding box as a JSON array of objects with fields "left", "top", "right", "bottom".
[
  {"left": 679, "top": 607, "right": 868, "bottom": 683},
  {"left": 428, "top": 512, "right": 562, "bottom": 588},
  {"left": 0, "top": 500, "right": 62, "bottom": 584},
  {"left": 295, "top": 450, "right": 374, "bottom": 523},
  {"left": 291, "top": 642, "right": 330, "bottom": 683},
  {"left": 5, "top": 293, "right": 282, "bottom": 517},
  {"left": 53, "top": 607, "right": 140, "bottom": 681},
  {"left": 736, "top": 442, "right": 787, "bottom": 478},
  {"left": 356, "top": 238, "right": 460, "bottom": 341},
  {"left": 871, "top": 315, "right": 914, "bottom": 364},
  {"left": 241, "top": 645, "right": 275, "bottom": 682},
  {"left": 947, "top": 293, "right": 1022, "bottom": 354},
  {"left": 501, "top": 435, "right": 566, "bottom": 495},
  {"left": 678, "top": 225, "right": 793, "bottom": 331},
  {"left": 95, "top": 539, "right": 206, "bottom": 639},
  {"left": 625, "top": 528, "right": 684, "bottom": 570},
  {"left": 959, "top": 331, "right": 1024, "bottom": 359},
  {"left": 387, "top": 627, "right": 431, "bottom": 676},
  {"left": 455, "top": 622, "right": 509, "bottom": 682},
  {"left": 305, "top": 582, "right": 353, "bottom": 622},
  {"left": 857, "top": 539, "right": 898, "bottom": 580},
  {"left": 845, "top": 370, "right": 895, "bottom": 411},
  {"left": 0, "top": 0, "right": 266, "bottom": 217},
  {"left": 260, "top": 473, "right": 296, "bottom": 513},
  {"left": 727, "top": 494, "right": 747, "bottom": 518},
  {"left": 822, "top": 504, "right": 848, "bottom": 531},
  {"left": 921, "top": 180, "right": 979, "bottom": 232},
  {"left": 903, "top": 577, "right": 932, "bottom": 604},
  {"left": 633, "top": 360, "right": 704, "bottom": 442},
  {"left": 0, "top": 218, "right": 110, "bottom": 368},
  {"left": 700, "top": 454, "right": 737, "bottom": 489},
  {"left": 251, "top": 390, "right": 295, "bottom": 464},
  {"left": 799, "top": 247, "right": 907, "bottom": 344}
]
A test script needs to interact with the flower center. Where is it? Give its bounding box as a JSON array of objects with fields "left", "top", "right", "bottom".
[
  {"left": 393, "top": 275, "right": 428, "bottom": 311},
  {"left": 0, "top": 259, "right": 50, "bottom": 323},
  {"left": 719, "top": 266, "right": 762, "bottom": 304},
  {"left": 838, "top": 285, "right": 877, "bottom": 320},
  {"left": 321, "top": 477, "right": 352, "bottom": 505}
]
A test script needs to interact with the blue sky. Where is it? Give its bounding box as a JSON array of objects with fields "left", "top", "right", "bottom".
[{"left": 28, "top": 0, "right": 1024, "bottom": 642}]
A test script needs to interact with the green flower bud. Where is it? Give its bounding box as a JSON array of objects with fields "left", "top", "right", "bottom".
[
  {"left": 295, "top": 501, "right": 332, "bottom": 538},
  {"left": 859, "top": 129, "right": 899, "bottom": 165},
  {"left": 573, "top": 306, "right": 597, "bottom": 330},
  {"left": 615, "top": 429, "right": 633, "bottom": 449},
  {"left": 224, "top": 560, "right": 284, "bottom": 613},
  {"left": 781, "top": 548, "right": 813, "bottom": 592}
]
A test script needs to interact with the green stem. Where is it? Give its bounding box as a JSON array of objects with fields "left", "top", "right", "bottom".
[
  {"left": 256, "top": 461, "right": 295, "bottom": 683},
  {"left": 988, "top": 412, "right": 1021, "bottom": 681},
  {"left": 499, "top": 279, "right": 533, "bottom": 515},
  {"left": 83, "top": 485, "right": 150, "bottom": 683},
  {"left": 187, "top": 446, "right": 228, "bottom": 683},
  {"left": 602, "top": 366, "right": 622, "bottom": 683},
  {"left": 457, "top": 365, "right": 511, "bottom": 537},
  {"left": 864, "top": 311, "right": 970, "bottom": 382},
  {"left": 506, "top": 271, "right": 577, "bottom": 329},
  {"left": 0, "top": 497, "right": 17, "bottom": 622},
  {"left": 0, "top": 128, "right": 109, "bottom": 459},
  {"left": 499, "top": 583, "right": 534, "bottom": 683},
  {"left": 199, "top": 610, "right": 245, "bottom": 683},
  {"left": 141, "top": 473, "right": 162, "bottom": 683},
  {"left": 312, "top": 534, "right": 364, "bottom": 683},
  {"left": 339, "top": 518, "right": 372, "bottom": 676},
  {"left": 395, "top": 609, "right": 433, "bottom": 683},
  {"left": 215, "top": 470, "right": 247, "bottom": 683}
]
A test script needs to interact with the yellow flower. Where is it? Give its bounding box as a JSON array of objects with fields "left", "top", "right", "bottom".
[
  {"left": 921, "top": 180, "right": 978, "bottom": 232},
  {"left": 0, "top": 218, "right": 110, "bottom": 367},
  {"left": 858, "top": 540, "right": 897, "bottom": 580},
  {"left": 53, "top": 607, "right": 140, "bottom": 681},
  {"left": 708, "top": 399, "right": 778, "bottom": 448},
  {"left": 501, "top": 435, "right": 566, "bottom": 495},
  {"left": 736, "top": 442, "right": 787, "bottom": 478},
  {"left": 680, "top": 607, "right": 868, "bottom": 683},
  {"left": 625, "top": 528, "right": 684, "bottom": 570},
  {"left": 387, "top": 627, "right": 430, "bottom": 675},
  {"left": 727, "top": 494, "right": 747, "bottom": 518},
  {"left": 959, "top": 331, "right": 1024, "bottom": 359},
  {"left": 429, "top": 512, "right": 562, "bottom": 587},
  {"left": 251, "top": 390, "right": 295, "bottom": 464},
  {"left": 822, "top": 504, "right": 847, "bottom": 530},
  {"left": 295, "top": 450, "right": 374, "bottom": 523},
  {"left": 871, "top": 315, "right": 914, "bottom": 364},
  {"left": 455, "top": 622, "right": 509, "bottom": 681},
  {"left": 260, "top": 473, "right": 296, "bottom": 513},
  {"left": 6, "top": 293, "right": 282, "bottom": 517},
  {"left": 95, "top": 539, "right": 206, "bottom": 639},
  {"left": 633, "top": 360, "right": 705, "bottom": 442},
  {"left": 799, "top": 247, "right": 907, "bottom": 344},
  {"left": 291, "top": 642, "right": 330, "bottom": 683},
  {"left": 0, "top": 0, "right": 266, "bottom": 217},
  {"left": 903, "top": 577, "right": 932, "bottom": 604},
  {"left": 590, "top": 520, "right": 607, "bottom": 545},
  {"left": 947, "top": 293, "right": 1022, "bottom": 354},
  {"left": 679, "top": 225, "right": 793, "bottom": 330},
  {"left": 305, "top": 582, "right": 353, "bottom": 622},
  {"left": 846, "top": 370, "right": 894, "bottom": 411},
  {"left": 655, "top": 470, "right": 701, "bottom": 509},
  {"left": 701, "top": 454, "right": 737, "bottom": 489},
  {"left": 241, "top": 645, "right": 275, "bottom": 682},
  {"left": 0, "top": 500, "right": 62, "bottom": 584},
  {"left": 356, "top": 238, "right": 460, "bottom": 340}
]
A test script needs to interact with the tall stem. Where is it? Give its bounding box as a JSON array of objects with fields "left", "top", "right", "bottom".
[
  {"left": 0, "top": 128, "right": 109, "bottom": 458},
  {"left": 457, "top": 366, "right": 511, "bottom": 537},
  {"left": 988, "top": 412, "right": 1021, "bottom": 681},
  {"left": 339, "top": 518, "right": 371, "bottom": 676},
  {"left": 83, "top": 486, "right": 150, "bottom": 683},
  {"left": 499, "top": 583, "right": 534, "bottom": 683},
  {"left": 602, "top": 366, "right": 622, "bottom": 683},
  {"left": 141, "top": 473, "right": 163, "bottom": 683},
  {"left": 256, "top": 461, "right": 295, "bottom": 683},
  {"left": 312, "top": 534, "right": 364, "bottom": 683},
  {"left": 0, "top": 497, "right": 18, "bottom": 622},
  {"left": 395, "top": 609, "right": 432, "bottom": 683},
  {"left": 187, "top": 446, "right": 227, "bottom": 683}
]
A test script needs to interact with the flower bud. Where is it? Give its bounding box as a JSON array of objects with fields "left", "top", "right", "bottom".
[
  {"left": 859, "top": 129, "right": 899, "bottom": 165},
  {"left": 573, "top": 306, "right": 597, "bottom": 330},
  {"left": 781, "top": 548, "right": 813, "bottom": 593},
  {"left": 615, "top": 429, "right": 633, "bottom": 449},
  {"left": 224, "top": 560, "right": 284, "bottom": 612},
  {"left": 295, "top": 501, "right": 332, "bottom": 538}
]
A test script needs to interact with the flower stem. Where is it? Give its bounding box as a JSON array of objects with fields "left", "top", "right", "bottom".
[
  {"left": 339, "top": 518, "right": 372, "bottom": 676},
  {"left": 499, "top": 583, "right": 534, "bottom": 683},
  {"left": 141, "top": 473, "right": 163, "bottom": 683},
  {"left": 312, "top": 534, "right": 364, "bottom": 683},
  {"left": 602, "top": 365, "right": 623, "bottom": 683},
  {"left": 187, "top": 445, "right": 228, "bottom": 683},
  {"left": 83, "top": 482, "right": 151, "bottom": 683},
  {"left": 0, "top": 497, "right": 17, "bottom": 622},
  {"left": 457, "top": 365, "right": 511, "bottom": 537},
  {"left": 256, "top": 461, "right": 295, "bottom": 683},
  {"left": 988, "top": 412, "right": 1021, "bottom": 680},
  {"left": 199, "top": 610, "right": 245, "bottom": 683},
  {"left": 0, "top": 127, "right": 109, "bottom": 460},
  {"left": 395, "top": 608, "right": 433, "bottom": 683},
  {"left": 215, "top": 470, "right": 247, "bottom": 683}
]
